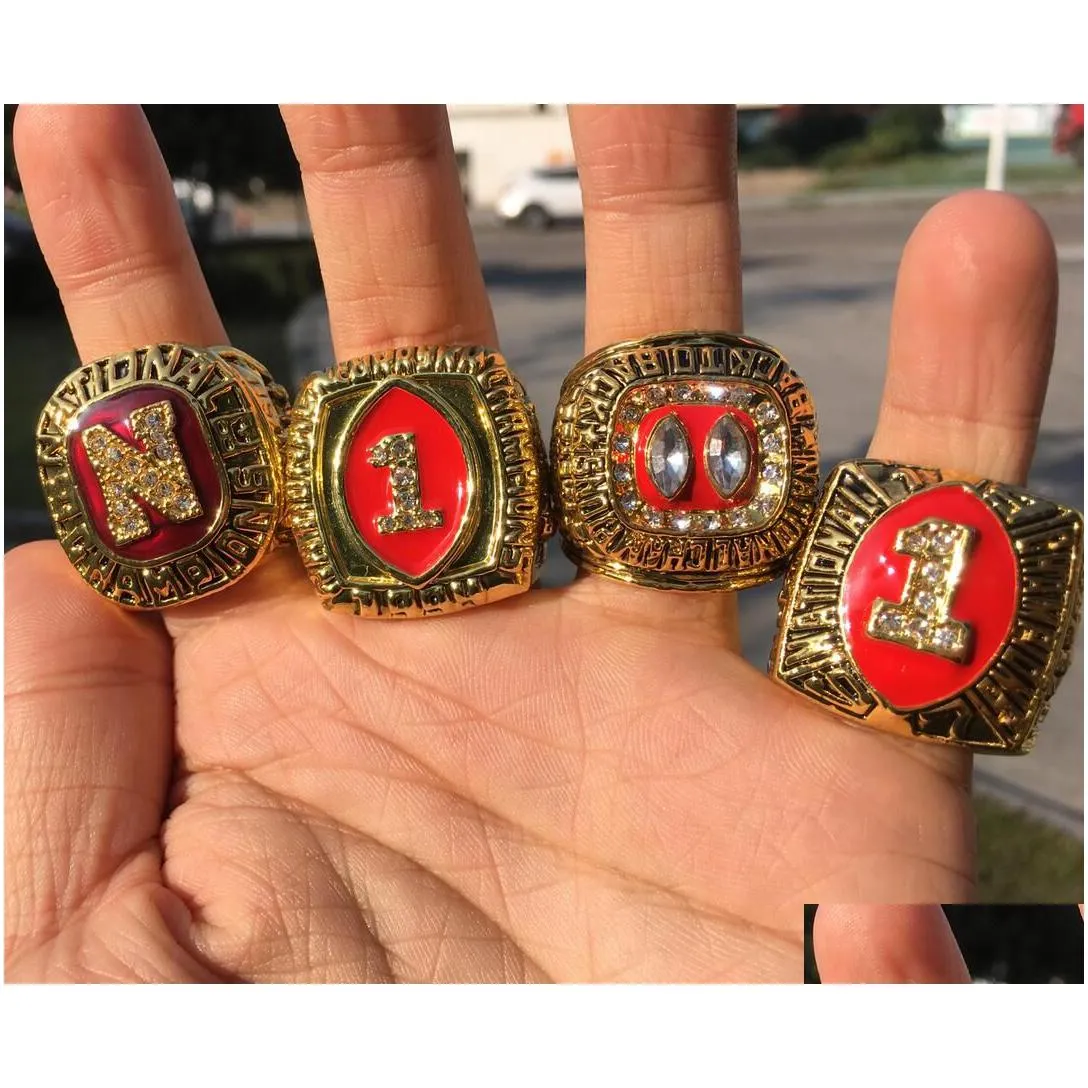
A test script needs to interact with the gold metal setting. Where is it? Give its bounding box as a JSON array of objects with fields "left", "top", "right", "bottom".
[
  {"left": 284, "top": 345, "right": 550, "bottom": 618},
  {"left": 770, "top": 460, "right": 1084, "bottom": 754},
  {"left": 36, "top": 343, "right": 285, "bottom": 609},
  {"left": 551, "top": 330, "right": 820, "bottom": 591}
]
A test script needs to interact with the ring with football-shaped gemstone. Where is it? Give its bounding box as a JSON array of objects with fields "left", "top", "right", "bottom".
[
  {"left": 770, "top": 459, "right": 1084, "bottom": 754},
  {"left": 551, "top": 330, "right": 820, "bottom": 591},
  {"left": 36, "top": 343, "right": 287, "bottom": 609},
  {"left": 284, "top": 344, "right": 551, "bottom": 618}
]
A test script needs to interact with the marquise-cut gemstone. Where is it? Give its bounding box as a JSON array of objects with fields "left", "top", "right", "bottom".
[
  {"left": 705, "top": 414, "right": 751, "bottom": 499},
  {"left": 646, "top": 413, "right": 691, "bottom": 499}
]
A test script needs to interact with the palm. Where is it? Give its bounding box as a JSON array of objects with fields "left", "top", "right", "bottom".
[
  {"left": 7, "top": 544, "right": 969, "bottom": 982},
  {"left": 5, "top": 105, "right": 1058, "bottom": 983}
]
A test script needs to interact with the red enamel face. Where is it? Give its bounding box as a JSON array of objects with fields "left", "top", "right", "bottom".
[
  {"left": 342, "top": 384, "right": 472, "bottom": 583},
  {"left": 841, "top": 484, "right": 1019, "bottom": 710},
  {"left": 67, "top": 386, "right": 224, "bottom": 561}
]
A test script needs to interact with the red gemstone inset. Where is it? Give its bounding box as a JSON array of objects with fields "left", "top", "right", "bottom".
[
  {"left": 633, "top": 404, "right": 758, "bottom": 512},
  {"left": 343, "top": 384, "right": 471, "bottom": 582},
  {"left": 68, "top": 386, "right": 223, "bottom": 561},
  {"left": 841, "top": 485, "right": 1019, "bottom": 710}
]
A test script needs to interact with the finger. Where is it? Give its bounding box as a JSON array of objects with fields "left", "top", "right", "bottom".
[
  {"left": 280, "top": 105, "right": 496, "bottom": 358},
  {"left": 570, "top": 105, "right": 742, "bottom": 352},
  {"left": 565, "top": 105, "right": 743, "bottom": 635},
  {"left": 869, "top": 190, "right": 1058, "bottom": 485},
  {"left": 865, "top": 193, "right": 1059, "bottom": 784},
  {"left": 8, "top": 106, "right": 210, "bottom": 957},
  {"left": 14, "top": 105, "right": 226, "bottom": 357},
  {"left": 4, "top": 543, "right": 174, "bottom": 964},
  {"left": 813, "top": 904, "right": 970, "bottom": 983}
]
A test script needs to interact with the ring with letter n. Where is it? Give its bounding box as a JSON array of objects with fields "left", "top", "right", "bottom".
[
  {"left": 284, "top": 344, "right": 551, "bottom": 618},
  {"left": 770, "top": 459, "right": 1083, "bottom": 754},
  {"left": 551, "top": 331, "right": 820, "bottom": 591},
  {"left": 36, "top": 343, "right": 286, "bottom": 608}
]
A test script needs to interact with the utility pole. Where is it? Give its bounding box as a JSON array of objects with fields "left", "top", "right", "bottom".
[{"left": 985, "top": 104, "right": 1011, "bottom": 191}]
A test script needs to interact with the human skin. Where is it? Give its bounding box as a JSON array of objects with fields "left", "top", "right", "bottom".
[
  {"left": 813, "top": 905, "right": 971, "bottom": 983},
  {"left": 4, "top": 105, "right": 1060, "bottom": 982}
]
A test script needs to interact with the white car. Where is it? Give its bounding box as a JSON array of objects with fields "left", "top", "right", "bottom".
[{"left": 495, "top": 164, "right": 582, "bottom": 229}]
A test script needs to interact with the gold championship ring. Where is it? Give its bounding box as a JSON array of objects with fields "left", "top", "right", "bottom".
[
  {"left": 35, "top": 343, "right": 287, "bottom": 609},
  {"left": 284, "top": 345, "right": 550, "bottom": 618},
  {"left": 770, "top": 459, "right": 1083, "bottom": 754},
  {"left": 551, "top": 331, "right": 820, "bottom": 591}
]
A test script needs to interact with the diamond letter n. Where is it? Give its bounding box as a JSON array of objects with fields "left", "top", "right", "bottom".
[{"left": 81, "top": 400, "right": 203, "bottom": 545}]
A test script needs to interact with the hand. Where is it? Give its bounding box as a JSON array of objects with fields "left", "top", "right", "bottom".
[{"left": 4, "top": 106, "right": 1059, "bottom": 982}]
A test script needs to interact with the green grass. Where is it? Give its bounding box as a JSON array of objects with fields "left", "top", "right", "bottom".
[
  {"left": 817, "top": 149, "right": 1082, "bottom": 191},
  {"left": 975, "top": 795, "right": 1083, "bottom": 903}
]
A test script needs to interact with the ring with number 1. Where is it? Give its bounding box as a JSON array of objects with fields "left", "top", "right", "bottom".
[{"left": 285, "top": 345, "right": 551, "bottom": 619}]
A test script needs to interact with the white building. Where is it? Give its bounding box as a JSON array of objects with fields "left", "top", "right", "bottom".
[{"left": 447, "top": 105, "right": 575, "bottom": 210}]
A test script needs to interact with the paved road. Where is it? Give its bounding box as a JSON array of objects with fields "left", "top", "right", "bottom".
[{"left": 290, "top": 192, "right": 1085, "bottom": 834}]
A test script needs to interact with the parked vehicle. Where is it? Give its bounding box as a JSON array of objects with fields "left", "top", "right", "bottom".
[
  {"left": 1053, "top": 105, "right": 1084, "bottom": 168},
  {"left": 495, "top": 164, "right": 582, "bottom": 229}
]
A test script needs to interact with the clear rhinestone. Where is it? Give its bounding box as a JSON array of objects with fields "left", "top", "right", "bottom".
[
  {"left": 647, "top": 385, "right": 668, "bottom": 404},
  {"left": 670, "top": 512, "right": 692, "bottom": 531},
  {"left": 932, "top": 528, "right": 956, "bottom": 554},
  {"left": 755, "top": 401, "right": 779, "bottom": 425},
  {"left": 123, "top": 516, "right": 142, "bottom": 535},
  {"left": 907, "top": 616, "right": 929, "bottom": 640},
  {"left": 762, "top": 462, "right": 783, "bottom": 483},
  {"left": 705, "top": 385, "right": 727, "bottom": 401},
  {"left": 392, "top": 467, "right": 416, "bottom": 487},
  {"left": 613, "top": 465, "right": 632, "bottom": 484},
  {"left": 754, "top": 496, "right": 776, "bottom": 518},
  {"left": 677, "top": 385, "right": 697, "bottom": 401},
  {"left": 915, "top": 591, "right": 935, "bottom": 612},
  {"left": 704, "top": 513, "right": 722, "bottom": 532},
  {"left": 154, "top": 443, "right": 171, "bottom": 460},
  {"left": 620, "top": 493, "right": 639, "bottom": 512},
  {"left": 623, "top": 405, "right": 642, "bottom": 423},
  {"left": 177, "top": 496, "right": 194, "bottom": 512},
  {"left": 110, "top": 483, "right": 124, "bottom": 496},
  {"left": 646, "top": 413, "right": 692, "bottom": 499},
  {"left": 705, "top": 414, "right": 751, "bottom": 499},
  {"left": 613, "top": 435, "right": 631, "bottom": 454},
  {"left": 763, "top": 430, "right": 785, "bottom": 454},
  {"left": 689, "top": 513, "right": 706, "bottom": 531},
  {"left": 920, "top": 560, "right": 943, "bottom": 583},
  {"left": 646, "top": 509, "right": 665, "bottom": 528},
  {"left": 876, "top": 610, "right": 903, "bottom": 634},
  {"left": 728, "top": 389, "right": 753, "bottom": 408},
  {"left": 108, "top": 448, "right": 122, "bottom": 462},
  {"left": 146, "top": 411, "right": 162, "bottom": 427},
  {"left": 142, "top": 472, "right": 158, "bottom": 488}
]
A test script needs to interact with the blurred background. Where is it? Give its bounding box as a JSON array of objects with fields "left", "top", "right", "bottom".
[
  {"left": 4, "top": 104, "right": 1083, "bottom": 901},
  {"left": 803, "top": 903, "right": 1084, "bottom": 983}
]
